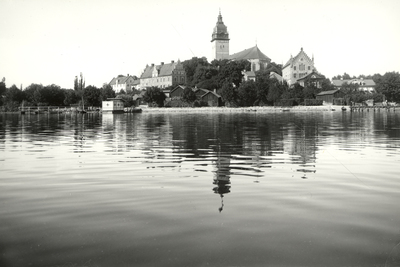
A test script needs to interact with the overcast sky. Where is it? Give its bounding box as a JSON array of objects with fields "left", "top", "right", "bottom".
[{"left": 1, "top": 0, "right": 399, "bottom": 89}]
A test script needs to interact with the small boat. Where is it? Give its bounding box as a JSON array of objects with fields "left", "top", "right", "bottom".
[
  {"left": 281, "top": 108, "right": 290, "bottom": 112},
  {"left": 341, "top": 107, "right": 347, "bottom": 111}
]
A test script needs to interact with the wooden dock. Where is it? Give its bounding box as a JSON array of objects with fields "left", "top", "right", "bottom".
[
  {"left": 19, "top": 106, "right": 100, "bottom": 114},
  {"left": 350, "top": 106, "right": 397, "bottom": 112}
]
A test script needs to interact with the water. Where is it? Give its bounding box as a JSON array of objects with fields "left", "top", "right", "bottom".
[{"left": 1, "top": 111, "right": 400, "bottom": 267}]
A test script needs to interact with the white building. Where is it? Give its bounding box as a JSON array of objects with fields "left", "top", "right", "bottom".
[{"left": 282, "top": 48, "right": 316, "bottom": 87}]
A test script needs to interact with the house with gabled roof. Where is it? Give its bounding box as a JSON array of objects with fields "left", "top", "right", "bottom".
[
  {"left": 282, "top": 47, "right": 316, "bottom": 87},
  {"left": 170, "top": 85, "right": 187, "bottom": 98},
  {"left": 316, "top": 89, "right": 344, "bottom": 104},
  {"left": 332, "top": 78, "right": 376, "bottom": 92},
  {"left": 139, "top": 60, "right": 186, "bottom": 89},
  {"left": 296, "top": 70, "right": 325, "bottom": 88},
  {"left": 201, "top": 90, "right": 222, "bottom": 107},
  {"left": 109, "top": 75, "right": 139, "bottom": 93},
  {"left": 193, "top": 87, "right": 210, "bottom": 99}
]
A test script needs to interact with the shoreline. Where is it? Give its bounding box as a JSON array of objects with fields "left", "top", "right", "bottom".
[
  {"left": 140, "top": 105, "right": 350, "bottom": 113},
  {"left": 1, "top": 105, "right": 351, "bottom": 114}
]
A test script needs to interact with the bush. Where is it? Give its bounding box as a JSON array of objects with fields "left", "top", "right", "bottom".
[
  {"left": 164, "top": 99, "right": 192, "bottom": 107},
  {"left": 304, "top": 99, "right": 323, "bottom": 106},
  {"left": 275, "top": 99, "right": 301, "bottom": 107}
]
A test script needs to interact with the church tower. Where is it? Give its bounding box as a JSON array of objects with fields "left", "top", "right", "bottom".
[{"left": 211, "top": 10, "right": 230, "bottom": 60}]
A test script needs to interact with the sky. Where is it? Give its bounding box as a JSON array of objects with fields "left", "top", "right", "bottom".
[{"left": 1, "top": 0, "right": 400, "bottom": 89}]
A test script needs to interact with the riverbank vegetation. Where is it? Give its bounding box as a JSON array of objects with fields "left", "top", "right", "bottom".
[{"left": 1, "top": 61, "right": 400, "bottom": 111}]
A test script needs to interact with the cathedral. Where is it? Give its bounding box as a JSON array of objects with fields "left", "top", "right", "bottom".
[
  {"left": 211, "top": 11, "right": 271, "bottom": 73},
  {"left": 211, "top": 11, "right": 230, "bottom": 60}
]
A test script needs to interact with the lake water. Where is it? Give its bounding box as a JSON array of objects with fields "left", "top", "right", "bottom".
[{"left": 1, "top": 110, "right": 400, "bottom": 267}]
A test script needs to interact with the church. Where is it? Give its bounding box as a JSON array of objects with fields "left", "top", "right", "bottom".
[{"left": 210, "top": 11, "right": 271, "bottom": 74}]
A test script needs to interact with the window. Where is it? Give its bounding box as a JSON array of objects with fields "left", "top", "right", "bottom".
[
  {"left": 299, "top": 64, "right": 305, "bottom": 71},
  {"left": 294, "top": 66, "right": 296, "bottom": 70},
  {"left": 294, "top": 74, "right": 297, "bottom": 78},
  {"left": 308, "top": 66, "right": 311, "bottom": 70}
]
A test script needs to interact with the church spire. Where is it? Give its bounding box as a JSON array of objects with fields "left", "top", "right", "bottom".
[{"left": 211, "top": 10, "right": 230, "bottom": 60}]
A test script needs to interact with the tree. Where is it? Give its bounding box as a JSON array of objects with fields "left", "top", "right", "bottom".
[
  {"left": 116, "top": 93, "right": 135, "bottom": 107},
  {"left": 43, "top": 84, "right": 65, "bottom": 106},
  {"left": 4, "top": 85, "right": 24, "bottom": 110},
  {"left": 143, "top": 87, "right": 166, "bottom": 107},
  {"left": 255, "top": 70, "right": 271, "bottom": 105},
  {"left": 332, "top": 72, "right": 352, "bottom": 80},
  {"left": 0, "top": 77, "right": 6, "bottom": 96},
  {"left": 320, "top": 78, "right": 335, "bottom": 91},
  {"left": 74, "top": 73, "right": 85, "bottom": 108},
  {"left": 375, "top": 72, "right": 400, "bottom": 102},
  {"left": 64, "top": 89, "right": 80, "bottom": 106},
  {"left": 219, "top": 81, "right": 237, "bottom": 107},
  {"left": 83, "top": 85, "right": 101, "bottom": 107},
  {"left": 182, "top": 87, "right": 197, "bottom": 103},
  {"left": 101, "top": 83, "right": 116, "bottom": 101},
  {"left": 267, "top": 79, "right": 284, "bottom": 104},
  {"left": 216, "top": 59, "right": 250, "bottom": 88},
  {"left": 182, "top": 57, "right": 209, "bottom": 86},
  {"left": 196, "top": 79, "right": 219, "bottom": 90},
  {"left": 191, "top": 65, "right": 219, "bottom": 87},
  {"left": 24, "top": 83, "right": 43, "bottom": 105},
  {"left": 238, "top": 80, "right": 257, "bottom": 106}
]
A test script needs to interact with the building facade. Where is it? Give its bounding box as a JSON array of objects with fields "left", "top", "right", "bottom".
[
  {"left": 296, "top": 70, "right": 325, "bottom": 88},
  {"left": 211, "top": 11, "right": 230, "bottom": 60},
  {"left": 102, "top": 98, "right": 125, "bottom": 113},
  {"left": 332, "top": 78, "right": 376, "bottom": 92},
  {"left": 282, "top": 48, "right": 316, "bottom": 86},
  {"left": 109, "top": 75, "right": 139, "bottom": 93},
  {"left": 139, "top": 60, "right": 186, "bottom": 89}
]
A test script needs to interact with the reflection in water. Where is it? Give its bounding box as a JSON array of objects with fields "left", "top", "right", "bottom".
[
  {"left": 212, "top": 151, "right": 231, "bottom": 213},
  {"left": 1, "top": 111, "right": 400, "bottom": 266}
]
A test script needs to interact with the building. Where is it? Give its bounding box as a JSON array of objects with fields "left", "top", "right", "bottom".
[
  {"left": 282, "top": 48, "right": 316, "bottom": 86},
  {"left": 269, "top": 71, "right": 283, "bottom": 83},
  {"left": 201, "top": 90, "right": 222, "bottom": 107},
  {"left": 229, "top": 45, "right": 271, "bottom": 72},
  {"left": 296, "top": 70, "right": 325, "bottom": 88},
  {"left": 170, "top": 85, "right": 187, "bottom": 98},
  {"left": 169, "top": 85, "right": 222, "bottom": 107},
  {"left": 316, "top": 90, "right": 344, "bottom": 104},
  {"left": 139, "top": 60, "right": 186, "bottom": 89},
  {"left": 109, "top": 75, "right": 139, "bottom": 93},
  {"left": 102, "top": 98, "right": 125, "bottom": 113},
  {"left": 211, "top": 11, "right": 230, "bottom": 60},
  {"left": 332, "top": 78, "right": 376, "bottom": 92}
]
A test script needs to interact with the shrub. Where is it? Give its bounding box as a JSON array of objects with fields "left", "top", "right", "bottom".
[{"left": 304, "top": 99, "right": 323, "bottom": 106}]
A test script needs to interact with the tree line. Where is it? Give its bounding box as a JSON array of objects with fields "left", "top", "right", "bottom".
[
  {"left": 1, "top": 61, "right": 400, "bottom": 110},
  {"left": 0, "top": 76, "right": 117, "bottom": 112}
]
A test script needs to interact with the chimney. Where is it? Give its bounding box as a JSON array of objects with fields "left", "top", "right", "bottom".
[
  {"left": 171, "top": 60, "right": 174, "bottom": 63},
  {"left": 151, "top": 63, "right": 154, "bottom": 67},
  {"left": 161, "top": 62, "right": 164, "bottom": 65}
]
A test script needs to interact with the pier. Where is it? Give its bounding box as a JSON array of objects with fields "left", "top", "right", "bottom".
[
  {"left": 350, "top": 106, "right": 397, "bottom": 112},
  {"left": 19, "top": 106, "right": 100, "bottom": 114}
]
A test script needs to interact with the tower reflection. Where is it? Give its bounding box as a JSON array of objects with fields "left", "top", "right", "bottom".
[{"left": 212, "top": 154, "right": 231, "bottom": 212}]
